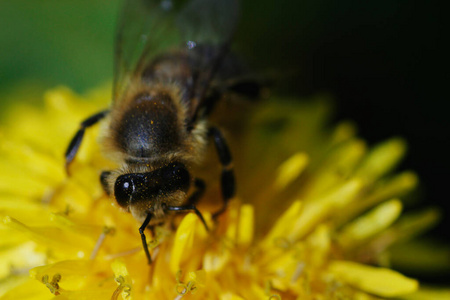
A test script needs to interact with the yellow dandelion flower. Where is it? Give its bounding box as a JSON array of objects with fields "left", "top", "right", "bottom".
[{"left": 0, "top": 86, "right": 448, "bottom": 299}]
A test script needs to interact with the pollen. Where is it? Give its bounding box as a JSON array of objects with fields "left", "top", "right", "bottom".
[{"left": 0, "top": 85, "right": 445, "bottom": 299}]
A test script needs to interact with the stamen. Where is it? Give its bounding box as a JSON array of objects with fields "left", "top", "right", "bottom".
[
  {"left": 41, "top": 273, "right": 61, "bottom": 295},
  {"left": 265, "top": 281, "right": 281, "bottom": 300},
  {"left": 175, "top": 284, "right": 187, "bottom": 297},
  {"left": 90, "top": 226, "right": 114, "bottom": 260},
  {"left": 105, "top": 247, "right": 141, "bottom": 260},
  {"left": 174, "top": 270, "right": 198, "bottom": 298},
  {"left": 112, "top": 275, "right": 131, "bottom": 300},
  {"left": 274, "top": 237, "right": 292, "bottom": 249},
  {"left": 291, "top": 262, "right": 305, "bottom": 283}
]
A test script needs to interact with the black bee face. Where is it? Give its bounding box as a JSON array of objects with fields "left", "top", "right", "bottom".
[
  {"left": 99, "top": 161, "right": 191, "bottom": 223},
  {"left": 112, "top": 162, "right": 191, "bottom": 210}
]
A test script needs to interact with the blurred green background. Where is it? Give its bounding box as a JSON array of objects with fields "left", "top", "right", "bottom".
[
  {"left": 1, "top": 0, "right": 448, "bottom": 284},
  {"left": 0, "top": 0, "right": 119, "bottom": 103}
]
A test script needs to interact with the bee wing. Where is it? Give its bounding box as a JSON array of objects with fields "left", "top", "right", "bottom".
[{"left": 113, "top": 0, "right": 240, "bottom": 105}]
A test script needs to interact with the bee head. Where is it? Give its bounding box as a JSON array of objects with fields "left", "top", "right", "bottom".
[{"left": 101, "top": 162, "right": 191, "bottom": 220}]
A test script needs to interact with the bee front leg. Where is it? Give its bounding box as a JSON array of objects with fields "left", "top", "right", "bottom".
[
  {"left": 139, "top": 213, "right": 153, "bottom": 265},
  {"left": 208, "top": 127, "right": 235, "bottom": 220},
  {"left": 167, "top": 179, "right": 206, "bottom": 231},
  {"left": 165, "top": 204, "right": 209, "bottom": 232},
  {"left": 65, "top": 109, "right": 109, "bottom": 173}
]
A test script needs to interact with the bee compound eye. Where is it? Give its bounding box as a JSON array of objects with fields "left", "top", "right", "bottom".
[
  {"left": 168, "top": 163, "right": 190, "bottom": 192},
  {"left": 114, "top": 175, "right": 135, "bottom": 207},
  {"left": 174, "top": 165, "right": 189, "bottom": 183}
]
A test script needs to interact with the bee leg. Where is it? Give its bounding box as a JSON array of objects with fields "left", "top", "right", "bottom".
[
  {"left": 139, "top": 213, "right": 153, "bottom": 265},
  {"left": 165, "top": 205, "right": 209, "bottom": 232},
  {"left": 170, "top": 178, "right": 206, "bottom": 231},
  {"left": 187, "top": 178, "right": 206, "bottom": 205},
  {"left": 65, "top": 109, "right": 109, "bottom": 173},
  {"left": 208, "top": 127, "right": 235, "bottom": 220}
]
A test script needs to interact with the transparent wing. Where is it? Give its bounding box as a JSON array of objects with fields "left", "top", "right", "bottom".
[{"left": 113, "top": 0, "right": 240, "bottom": 104}]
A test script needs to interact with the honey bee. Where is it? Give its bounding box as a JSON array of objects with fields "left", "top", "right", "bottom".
[{"left": 65, "top": 0, "right": 262, "bottom": 264}]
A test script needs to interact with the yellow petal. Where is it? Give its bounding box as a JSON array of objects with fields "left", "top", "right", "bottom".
[
  {"left": 339, "top": 199, "right": 402, "bottom": 248},
  {"left": 49, "top": 213, "right": 103, "bottom": 242},
  {"left": 50, "top": 180, "right": 97, "bottom": 215},
  {"left": 0, "top": 141, "right": 64, "bottom": 183},
  {"left": 354, "top": 138, "right": 406, "bottom": 181},
  {"left": 0, "top": 278, "right": 50, "bottom": 300},
  {"left": 329, "top": 260, "right": 418, "bottom": 297},
  {"left": 337, "top": 171, "right": 417, "bottom": 225},
  {"left": 264, "top": 249, "right": 301, "bottom": 290},
  {"left": 329, "top": 121, "right": 357, "bottom": 145},
  {"left": 203, "top": 246, "right": 231, "bottom": 273},
  {"left": 289, "top": 179, "right": 362, "bottom": 240},
  {"left": 3, "top": 216, "right": 94, "bottom": 259},
  {"left": 306, "top": 225, "right": 331, "bottom": 266},
  {"left": 30, "top": 260, "right": 94, "bottom": 290},
  {"left": 262, "top": 200, "right": 302, "bottom": 247},
  {"left": 402, "top": 286, "right": 450, "bottom": 300},
  {"left": 47, "top": 289, "right": 114, "bottom": 300},
  {"left": 187, "top": 269, "right": 206, "bottom": 287},
  {"left": 389, "top": 207, "right": 440, "bottom": 242},
  {"left": 0, "top": 197, "right": 53, "bottom": 226},
  {"left": 170, "top": 213, "right": 197, "bottom": 274},
  {"left": 225, "top": 201, "right": 240, "bottom": 242},
  {"left": 365, "top": 171, "right": 418, "bottom": 207},
  {"left": 302, "top": 139, "right": 366, "bottom": 199},
  {"left": 390, "top": 239, "right": 450, "bottom": 273},
  {"left": 0, "top": 227, "right": 28, "bottom": 246},
  {"left": 220, "top": 292, "right": 245, "bottom": 300},
  {"left": 273, "top": 152, "right": 309, "bottom": 190},
  {"left": 236, "top": 204, "right": 254, "bottom": 247},
  {"left": 0, "top": 242, "right": 45, "bottom": 279},
  {"left": 111, "top": 259, "right": 129, "bottom": 278},
  {"left": 238, "top": 282, "right": 268, "bottom": 299},
  {"left": 0, "top": 275, "right": 29, "bottom": 299},
  {"left": 0, "top": 169, "right": 53, "bottom": 199}
]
